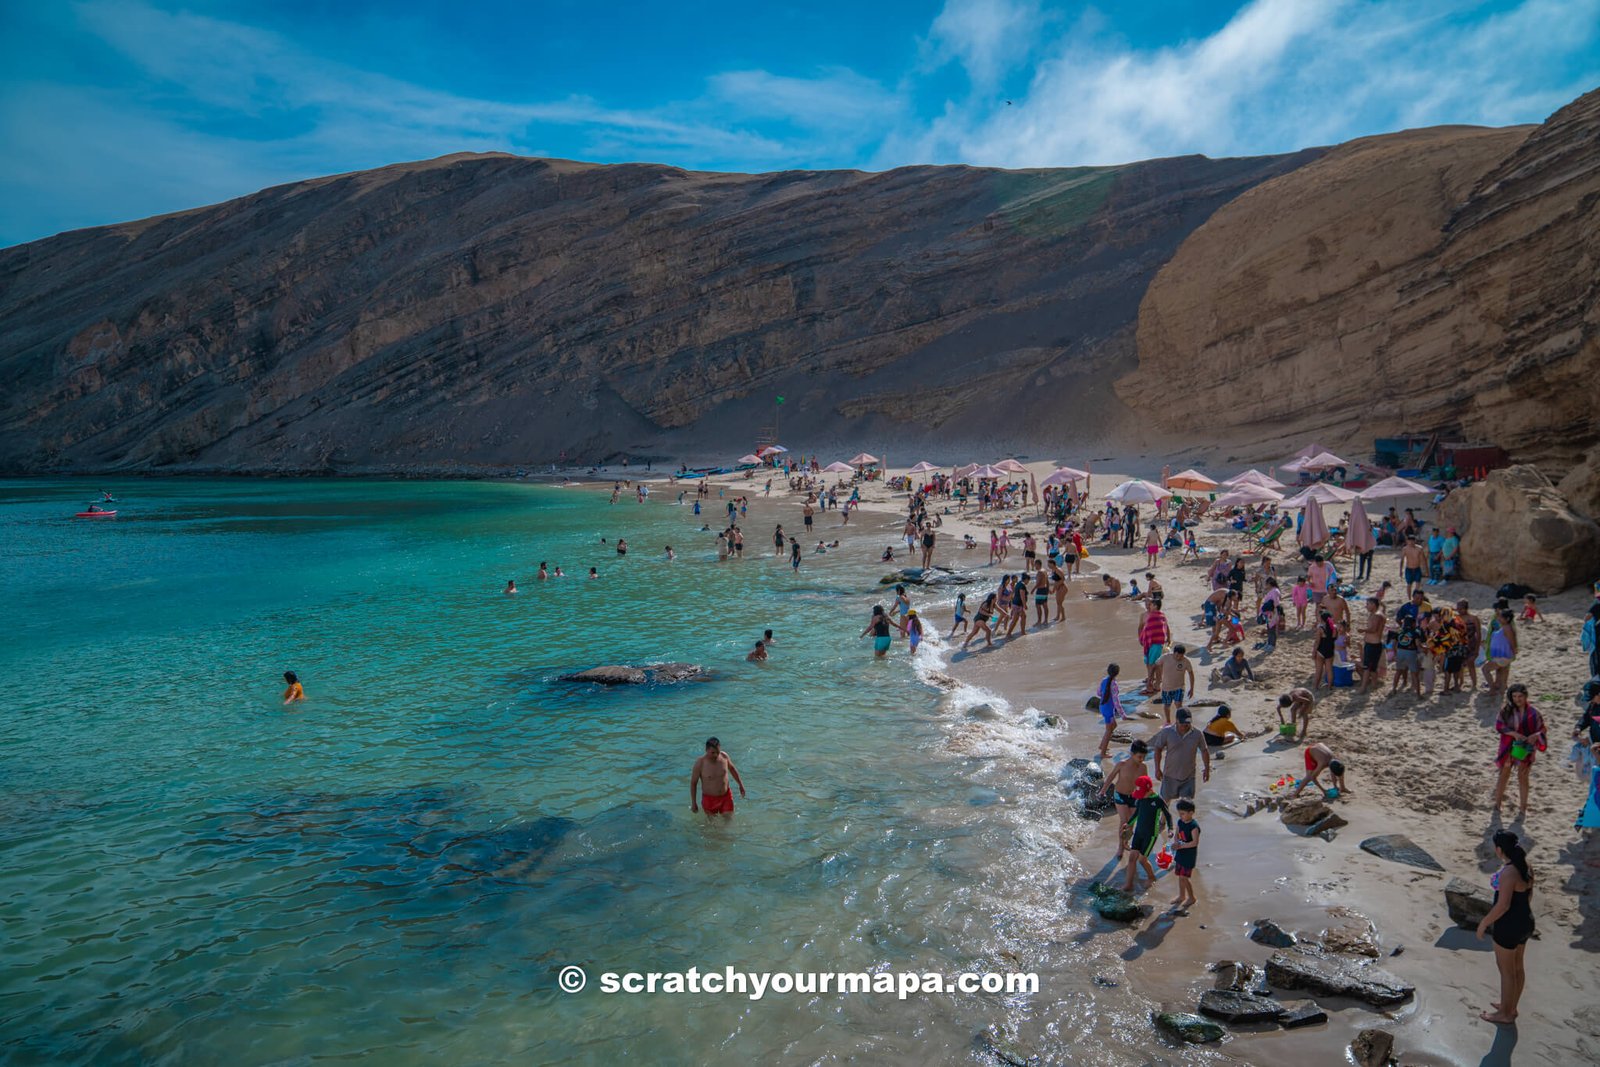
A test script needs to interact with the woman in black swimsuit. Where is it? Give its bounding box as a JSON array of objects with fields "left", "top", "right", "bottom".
[
  {"left": 962, "top": 594, "right": 998, "bottom": 650},
  {"left": 1476, "top": 830, "right": 1534, "bottom": 1026},
  {"left": 1312, "top": 610, "right": 1337, "bottom": 688}
]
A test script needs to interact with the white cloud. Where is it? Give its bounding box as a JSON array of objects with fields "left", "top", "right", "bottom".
[{"left": 926, "top": 0, "right": 1042, "bottom": 90}]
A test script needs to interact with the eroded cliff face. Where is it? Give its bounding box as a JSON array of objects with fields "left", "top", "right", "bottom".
[
  {"left": 1116, "top": 88, "right": 1600, "bottom": 469},
  {"left": 0, "top": 149, "right": 1318, "bottom": 473}
]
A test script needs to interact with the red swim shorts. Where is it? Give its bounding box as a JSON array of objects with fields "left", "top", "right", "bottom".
[
  {"left": 1304, "top": 749, "right": 1316, "bottom": 773},
  {"left": 701, "top": 791, "right": 734, "bottom": 814}
]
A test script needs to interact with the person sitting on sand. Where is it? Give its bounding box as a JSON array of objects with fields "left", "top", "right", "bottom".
[
  {"left": 1085, "top": 574, "right": 1122, "bottom": 600},
  {"left": 1203, "top": 705, "right": 1245, "bottom": 748},
  {"left": 747, "top": 640, "right": 767, "bottom": 662},
  {"left": 1278, "top": 687, "right": 1315, "bottom": 739},
  {"left": 1218, "top": 647, "right": 1255, "bottom": 682},
  {"left": 882, "top": 545, "right": 895, "bottom": 562},
  {"left": 282, "top": 671, "right": 305, "bottom": 705},
  {"left": 1290, "top": 742, "right": 1345, "bottom": 797}
]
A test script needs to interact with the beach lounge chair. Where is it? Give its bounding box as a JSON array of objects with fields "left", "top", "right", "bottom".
[
  {"left": 1237, "top": 518, "right": 1268, "bottom": 544},
  {"left": 1247, "top": 526, "right": 1286, "bottom": 555}
]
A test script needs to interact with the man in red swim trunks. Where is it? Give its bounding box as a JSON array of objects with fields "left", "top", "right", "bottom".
[{"left": 691, "top": 737, "right": 746, "bottom": 815}]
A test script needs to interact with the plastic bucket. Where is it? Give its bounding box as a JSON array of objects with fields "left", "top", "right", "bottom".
[{"left": 1510, "top": 741, "right": 1531, "bottom": 761}]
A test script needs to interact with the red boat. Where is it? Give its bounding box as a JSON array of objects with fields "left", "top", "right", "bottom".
[{"left": 75, "top": 509, "right": 117, "bottom": 518}]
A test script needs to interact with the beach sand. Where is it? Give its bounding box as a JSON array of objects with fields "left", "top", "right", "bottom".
[{"left": 759, "top": 458, "right": 1600, "bottom": 1065}]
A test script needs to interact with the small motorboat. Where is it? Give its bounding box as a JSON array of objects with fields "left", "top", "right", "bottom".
[{"left": 75, "top": 508, "right": 117, "bottom": 518}]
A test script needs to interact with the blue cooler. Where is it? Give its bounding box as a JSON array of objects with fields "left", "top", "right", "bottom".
[{"left": 1332, "top": 664, "right": 1355, "bottom": 687}]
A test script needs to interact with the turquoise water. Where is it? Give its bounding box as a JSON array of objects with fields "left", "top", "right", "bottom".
[{"left": 2, "top": 479, "right": 1185, "bottom": 1066}]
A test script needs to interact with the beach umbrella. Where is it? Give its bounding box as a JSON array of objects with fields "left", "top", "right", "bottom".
[
  {"left": 1212, "top": 484, "right": 1284, "bottom": 508},
  {"left": 737, "top": 454, "right": 762, "bottom": 465},
  {"left": 1284, "top": 442, "right": 1335, "bottom": 464},
  {"left": 1223, "top": 468, "right": 1284, "bottom": 489},
  {"left": 1299, "top": 500, "right": 1331, "bottom": 549},
  {"left": 1281, "top": 483, "right": 1360, "bottom": 508},
  {"left": 760, "top": 444, "right": 789, "bottom": 454},
  {"left": 967, "top": 464, "right": 1009, "bottom": 479},
  {"left": 848, "top": 452, "right": 880, "bottom": 467},
  {"left": 1166, "top": 469, "right": 1219, "bottom": 491},
  {"left": 994, "top": 458, "right": 1029, "bottom": 474},
  {"left": 1040, "top": 466, "right": 1089, "bottom": 486},
  {"left": 1281, "top": 450, "right": 1350, "bottom": 474},
  {"left": 822, "top": 461, "right": 854, "bottom": 473},
  {"left": 1347, "top": 498, "right": 1377, "bottom": 554},
  {"left": 906, "top": 461, "right": 941, "bottom": 474},
  {"left": 1359, "top": 475, "right": 1435, "bottom": 500},
  {"left": 1104, "top": 478, "right": 1172, "bottom": 504}
]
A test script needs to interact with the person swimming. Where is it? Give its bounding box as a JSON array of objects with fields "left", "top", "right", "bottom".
[
  {"left": 505, "top": 579, "right": 518, "bottom": 594},
  {"left": 282, "top": 671, "right": 305, "bottom": 705},
  {"left": 589, "top": 567, "right": 599, "bottom": 579}
]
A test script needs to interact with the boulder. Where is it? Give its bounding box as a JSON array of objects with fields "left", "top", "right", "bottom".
[
  {"left": 1558, "top": 452, "right": 1600, "bottom": 522},
  {"left": 967, "top": 703, "right": 1003, "bottom": 721},
  {"left": 1317, "top": 919, "right": 1381, "bottom": 958},
  {"left": 1437, "top": 465, "right": 1600, "bottom": 594},
  {"left": 647, "top": 662, "right": 705, "bottom": 683},
  {"left": 1279, "top": 999, "right": 1328, "bottom": 1029},
  {"left": 1063, "top": 759, "right": 1115, "bottom": 820},
  {"left": 1249, "top": 919, "right": 1298, "bottom": 948},
  {"left": 1351, "top": 1027, "right": 1396, "bottom": 1067},
  {"left": 1359, "top": 834, "right": 1444, "bottom": 872},
  {"left": 1444, "top": 876, "right": 1494, "bottom": 929},
  {"left": 1279, "top": 797, "right": 1332, "bottom": 828},
  {"left": 1089, "top": 881, "right": 1152, "bottom": 923},
  {"left": 880, "top": 567, "right": 975, "bottom": 586},
  {"left": 559, "top": 665, "right": 648, "bottom": 685},
  {"left": 1197, "top": 989, "right": 1285, "bottom": 1024},
  {"left": 1151, "top": 1011, "right": 1225, "bottom": 1044},
  {"left": 1210, "top": 960, "right": 1270, "bottom": 995},
  {"left": 1306, "top": 812, "right": 1349, "bottom": 836},
  {"left": 1264, "top": 952, "right": 1414, "bottom": 1007}
]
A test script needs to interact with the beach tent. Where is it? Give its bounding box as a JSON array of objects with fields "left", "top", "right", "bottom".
[
  {"left": 1298, "top": 500, "right": 1331, "bottom": 549},
  {"left": 736, "top": 454, "right": 762, "bottom": 465},
  {"left": 1104, "top": 478, "right": 1171, "bottom": 504},
  {"left": 1040, "top": 466, "right": 1089, "bottom": 487},
  {"left": 1223, "top": 469, "right": 1285, "bottom": 489},
  {"left": 1281, "top": 483, "right": 1360, "bottom": 508},
  {"left": 848, "top": 453, "right": 881, "bottom": 467},
  {"left": 1359, "top": 475, "right": 1435, "bottom": 500},
  {"left": 822, "top": 461, "right": 854, "bottom": 473},
  {"left": 1212, "top": 484, "right": 1284, "bottom": 508},
  {"left": 1166, "top": 469, "right": 1219, "bottom": 492},
  {"left": 967, "top": 464, "right": 1009, "bottom": 479},
  {"left": 1347, "top": 498, "right": 1377, "bottom": 554},
  {"left": 906, "top": 461, "right": 941, "bottom": 474},
  {"left": 994, "top": 458, "right": 1029, "bottom": 474}
]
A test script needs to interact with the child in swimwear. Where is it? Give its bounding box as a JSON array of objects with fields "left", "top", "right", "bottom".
[
  {"left": 1334, "top": 620, "right": 1351, "bottom": 665},
  {"left": 1121, "top": 775, "right": 1172, "bottom": 892},
  {"left": 1171, "top": 798, "right": 1200, "bottom": 912},
  {"left": 282, "top": 671, "right": 305, "bottom": 705},
  {"left": 1265, "top": 601, "right": 1284, "bottom": 652},
  {"left": 1521, "top": 595, "right": 1542, "bottom": 622},
  {"left": 949, "top": 592, "right": 968, "bottom": 637},
  {"left": 902, "top": 609, "right": 925, "bottom": 654},
  {"left": 1291, "top": 576, "right": 1311, "bottom": 629}
]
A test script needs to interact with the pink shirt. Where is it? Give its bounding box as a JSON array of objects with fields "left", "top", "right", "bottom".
[{"left": 1291, "top": 583, "right": 1310, "bottom": 607}]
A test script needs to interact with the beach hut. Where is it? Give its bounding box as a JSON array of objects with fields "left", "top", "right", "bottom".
[
  {"left": 1166, "top": 469, "right": 1219, "bottom": 492},
  {"left": 1298, "top": 500, "right": 1331, "bottom": 549},
  {"left": 1212, "top": 484, "right": 1283, "bottom": 508},
  {"left": 1104, "top": 478, "right": 1171, "bottom": 504},
  {"left": 1280, "top": 483, "right": 1360, "bottom": 508},
  {"left": 1358, "top": 475, "right": 1435, "bottom": 500},
  {"left": 822, "top": 461, "right": 854, "bottom": 473},
  {"left": 1223, "top": 469, "right": 1285, "bottom": 489}
]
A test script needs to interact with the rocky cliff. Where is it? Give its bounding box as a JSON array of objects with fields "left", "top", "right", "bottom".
[
  {"left": 1117, "top": 87, "right": 1600, "bottom": 470},
  {"left": 0, "top": 150, "right": 1320, "bottom": 473}
]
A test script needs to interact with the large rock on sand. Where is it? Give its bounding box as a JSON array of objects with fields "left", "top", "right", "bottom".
[
  {"left": 1264, "top": 951, "right": 1414, "bottom": 1007},
  {"left": 1445, "top": 877, "right": 1495, "bottom": 929},
  {"left": 1436, "top": 465, "right": 1600, "bottom": 594},
  {"left": 1359, "top": 834, "right": 1444, "bottom": 872}
]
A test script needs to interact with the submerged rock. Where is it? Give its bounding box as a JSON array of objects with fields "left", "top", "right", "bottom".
[
  {"left": 1151, "top": 1011, "right": 1225, "bottom": 1043},
  {"left": 1198, "top": 989, "right": 1285, "bottom": 1024},
  {"left": 1279, "top": 999, "right": 1328, "bottom": 1029},
  {"left": 975, "top": 1027, "right": 1039, "bottom": 1066},
  {"left": 1264, "top": 952, "right": 1414, "bottom": 1007},
  {"left": 1444, "top": 876, "right": 1494, "bottom": 929},
  {"left": 1359, "top": 834, "right": 1444, "bottom": 872},
  {"left": 1089, "top": 881, "right": 1151, "bottom": 923},
  {"left": 879, "top": 567, "right": 975, "bottom": 586},
  {"left": 559, "top": 663, "right": 704, "bottom": 685},
  {"left": 1064, "top": 759, "right": 1114, "bottom": 820},
  {"left": 1210, "top": 961, "right": 1270, "bottom": 995},
  {"left": 1249, "top": 918, "right": 1298, "bottom": 949}
]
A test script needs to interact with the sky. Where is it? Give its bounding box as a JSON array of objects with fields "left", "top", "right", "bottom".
[{"left": 2, "top": 0, "right": 1597, "bottom": 246}]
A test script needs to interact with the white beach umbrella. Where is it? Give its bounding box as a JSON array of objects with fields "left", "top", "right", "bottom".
[
  {"left": 761, "top": 444, "right": 789, "bottom": 454},
  {"left": 952, "top": 463, "right": 979, "bottom": 479},
  {"left": 967, "top": 464, "right": 1010, "bottom": 479},
  {"left": 1212, "top": 484, "right": 1284, "bottom": 507},
  {"left": 1281, "top": 450, "right": 1351, "bottom": 474},
  {"left": 822, "top": 461, "right": 854, "bottom": 473},
  {"left": 1040, "top": 466, "right": 1087, "bottom": 487},
  {"left": 1284, "top": 442, "right": 1335, "bottom": 464},
  {"left": 1104, "top": 478, "right": 1172, "bottom": 504},
  {"left": 1166, "top": 469, "right": 1219, "bottom": 492},
  {"left": 737, "top": 454, "right": 762, "bottom": 465},
  {"left": 906, "top": 461, "right": 941, "bottom": 474},
  {"left": 994, "top": 458, "right": 1029, "bottom": 474},
  {"left": 1359, "top": 475, "right": 1435, "bottom": 500},
  {"left": 1223, "top": 468, "right": 1285, "bottom": 489},
  {"left": 848, "top": 453, "right": 881, "bottom": 467},
  {"left": 1299, "top": 500, "right": 1331, "bottom": 549},
  {"left": 1347, "top": 498, "right": 1377, "bottom": 554},
  {"left": 1281, "top": 483, "right": 1360, "bottom": 508}
]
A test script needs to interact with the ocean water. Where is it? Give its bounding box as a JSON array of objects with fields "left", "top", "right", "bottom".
[{"left": 1, "top": 479, "right": 1167, "bottom": 1066}]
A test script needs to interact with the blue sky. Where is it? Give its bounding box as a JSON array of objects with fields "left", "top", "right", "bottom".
[{"left": 2, "top": 0, "right": 1597, "bottom": 246}]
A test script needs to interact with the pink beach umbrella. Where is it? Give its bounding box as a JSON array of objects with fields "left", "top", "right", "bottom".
[
  {"left": 1281, "top": 483, "right": 1360, "bottom": 508},
  {"left": 1346, "top": 498, "right": 1377, "bottom": 554},
  {"left": 1212, "top": 484, "right": 1284, "bottom": 508},
  {"left": 968, "top": 464, "right": 1009, "bottom": 479},
  {"left": 822, "top": 461, "right": 854, "bottom": 473},
  {"left": 736, "top": 454, "right": 762, "bottom": 465},
  {"left": 1223, "top": 469, "right": 1285, "bottom": 490},
  {"left": 1041, "top": 466, "right": 1090, "bottom": 486},
  {"left": 906, "top": 461, "right": 941, "bottom": 474},
  {"left": 994, "top": 458, "right": 1029, "bottom": 474},
  {"left": 847, "top": 452, "right": 880, "bottom": 467},
  {"left": 1299, "top": 499, "right": 1331, "bottom": 549},
  {"left": 1358, "top": 475, "right": 1435, "bottom": 500}
]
